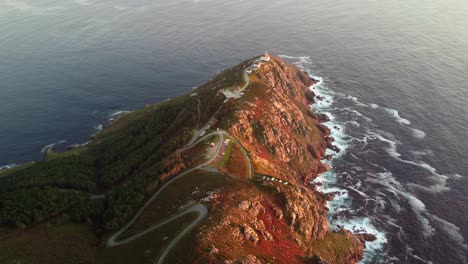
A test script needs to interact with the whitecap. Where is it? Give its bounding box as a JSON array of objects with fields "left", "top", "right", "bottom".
[
  {"left": 0, "top": 163, "right": 16, "bottom": 170},
  {"left": 342, "top": 94, "right": 368, "bottom": 107},
  {"left": 109, "top": 110, "right": 131, "bottom": 121},
  {"left": 410, "top": 150, "right": 433, "bottom": 157},
  {"left": 110, "top": 110, "right": 131, "bottom": 116},
  {"left": 411, "top": 128, "right": 426, "bottom": 139},
  {"left": 371, "top": 131, "right": 453, "bottom": 193},
  {"left": 41, "top": 140, "right": 67, "bottom": 153},
  {"left": 429, "top": 215, "right": 468, "bottom": 252},
  {"left": 347, "top": 186, "right": 368, "bottom": 198},
  {"left": 341, "top": 107, "right": 373, "bottom": 122},
  {"left": 402, "top": 191, "right": 435, "bottom": 237},
  {"left": 369, "top": 103, "right": 379, "bottom": 109},
  {"left": 285, "top": 55, "right": 388, "bottom": 261},
  {"left": 278, "top": 55, "right": 312, "bottom": 65},
  {"left": 370, "top": 171, "right": 436, "bottom": 237},
  {"left": 346, "top": 120, "right": 360, "bottom": 127},
  {"left": 383, "top": 107, "right": 411, "bottom": 125},
  {"left": 70, "top": 141, "right": 91, "bottom": 148},
  {"left": 94, "top": 124, "right": 103, "bottom": 132},
  {"left": 406, "top": 247, "right": 435, "bottom": 264}
]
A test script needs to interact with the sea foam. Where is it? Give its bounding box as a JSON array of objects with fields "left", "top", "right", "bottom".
[
  {"left": 0, "top": 163, "right": 16, "bottom": 170},
  {"left": 41, "top": 140, "right": 67, "bottom": 153},
  {"left": 287, "top": 56, "right": 388, "bottom": 262}
]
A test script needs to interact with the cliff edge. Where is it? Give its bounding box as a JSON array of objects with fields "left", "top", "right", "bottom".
[
  {"left": 187, "top": 55, "right": 373, "bottom": 263},
  {"left": 0, "top": 55, "right": 373, "bottom": 264}
]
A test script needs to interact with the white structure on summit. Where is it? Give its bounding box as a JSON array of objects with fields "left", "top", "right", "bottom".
[{"left": 260, "top": 52, "right": 271, "bottom": 62}]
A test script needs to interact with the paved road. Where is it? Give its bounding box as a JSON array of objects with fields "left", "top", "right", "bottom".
[
  {"left": 196, "top": 98, "right": 201, "bottom": 128},
  {"left": 110, "top": 204, "right": 207, "bottom": 264},
  {"left": 240, "top": 70, "right": 251, "bottom": 92},
  {"left": 219, "top": 131, "right": 253, "bottom": 178},
  {"left": 106, "top": 132, "right": 223, "bottom": 257},
  {"left": 106, "top": 65, "right": 255, "bottom": 263},
  {"left": 185, "top": 103, "right": 225, "bottom": 149}
]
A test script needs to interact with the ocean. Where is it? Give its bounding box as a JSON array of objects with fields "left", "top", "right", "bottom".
[{"left": 1, "top": 0, "right": 467, "bottom": 263}]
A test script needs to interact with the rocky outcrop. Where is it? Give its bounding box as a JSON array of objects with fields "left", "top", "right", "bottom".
[
  {"left": 227, "top": 57, "right": 333, "bottom": 185},
  {"left": 241, "top": 255, "right": 263, "bottom": 264},
  {"left": 242, "top": 225, "right": 260, "bottom": 243},
  {"left": 194, "top": 56, "right": 368, "bottom": 264},
  {"left": 283, "top": 188, "right": 330, "bottom": 241}
]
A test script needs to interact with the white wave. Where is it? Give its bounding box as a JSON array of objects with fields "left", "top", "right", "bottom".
[
  {"left": 429, "top": 215, "right": 468, "bottom": 253},
  {"left": 365, "top": 103, "right": 426, "bottom": 139},
  {"left": 350, "top": 133, "right": 375, "bottom": 148},
  {"left": 368, "top": 171, "right": 436, "bottom": 237},
  {"left": 109, "top": 110, "right": 131, "bottom": 122},
  {"left": 403, "top": 192, "right": 435, "bottom": 237},
  {"left": 347, "top": 186, "right": 368, "bottom": 198},
  {"left": 286, "top": 55, "right": 388, "bottom": 261},
  {"left": 342, "top": 94, "right": 368, "bottom": 107},
  {"left": 371, "top": 131, "right": 454, "bottom": 193},
  {"left": 383, "top": 108, "right": 411, "bottom": 125},
  {"left": 41, "top": 140, "right": 67, "bottom": 153},
  {"left": 369, "top": 103, "right": 379, "bottom": 109},
  {"left": 346, "top": 120, "right": 360, "bottom": 128},
  {"left": 341, "top": 107, "right": 373, "bottom": 122},
  {"left": 110, "top": 110, "right": 131, "bottom": 117},
  {"left": 94, "top": 124, "right": 103, "bottom": 132},
  {"left": 375, "top": 166, "right": 467, "bottom": 256},
  {"left": 278, "top": 54, "right": 312, "bottom": 65},
  {"left": 406, "top": 247, "right": 434, "bottom": 264},
  {"left": 70, "top": 141, "right": 91, "bottom": 148},
  {"left": 411, "top": 128, "right": 426, "bottom": 139},
  {"left": 410, "top": 150, "right": 434, "bottom": 157},
  {"left": 0, "top": 163, "right": 16, "bottom": 170}
]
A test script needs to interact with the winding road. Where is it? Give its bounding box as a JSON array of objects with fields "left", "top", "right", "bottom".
[
  {"left": 107, "top": 63, "right": 255, "bottom": 263},
  {"left": 106, "top": 131, "right": 224, "bottom": 244}
]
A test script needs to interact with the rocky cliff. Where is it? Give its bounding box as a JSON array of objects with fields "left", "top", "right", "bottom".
[
  {"left": 192, "top": 56, "right": 374, "bottom": 263},
  {"left": 0, "top": 55, "right": 373, "bottom": 264}
]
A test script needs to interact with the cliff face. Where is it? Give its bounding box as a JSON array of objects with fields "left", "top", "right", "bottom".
[
  {"left": 194, "top": 57, "right": 371, "bottom": 264},
  {"left": 0, "top": 55, "right": 371, "bottom": 264},
  {"left": 226, "top": 57, "right": 330, "bottom": 184}
]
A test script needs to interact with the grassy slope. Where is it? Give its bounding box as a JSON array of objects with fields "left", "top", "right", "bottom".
[
  {"left": 0, "top": 56, "right": 360, "bottom": 264},
  {"left": 0, "top": 57, "right": 251, "bottom": 263}
]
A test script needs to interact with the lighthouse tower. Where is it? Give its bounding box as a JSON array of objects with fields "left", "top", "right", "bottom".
[{"left": 264, "top": 51, "right": 271, "bottom": 61}]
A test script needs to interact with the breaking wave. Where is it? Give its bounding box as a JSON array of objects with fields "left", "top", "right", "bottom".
[
  {"left": 0, "top": 163, "right": 16, "bottom": 170},
  {"left": 284, "top": 55, "right": 388, "bottom": 262},
  {"left": 282, "top": 55, "right": 467, "bottom": 263},
  {"left": 41, "top": 140, "right": 67, "bottom": 153},
  {"left": 109, "top": 110, "right": 131, "bottom": 121}
]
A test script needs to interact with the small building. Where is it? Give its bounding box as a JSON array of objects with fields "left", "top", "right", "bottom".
[{"left": 210, "top": 143, "right": 215, "bottom": 147}]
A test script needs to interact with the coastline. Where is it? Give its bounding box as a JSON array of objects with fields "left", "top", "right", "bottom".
[
  {"left": 289, "top": 56, "right": 386, "bottom": 261},
  {"left": 0, "top": 55, "right": 375, "bottom": 264}
]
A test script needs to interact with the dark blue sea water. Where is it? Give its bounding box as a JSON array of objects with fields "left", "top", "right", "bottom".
[{"left": 1, "top": 0, "right": 467, "bottom": 263}]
